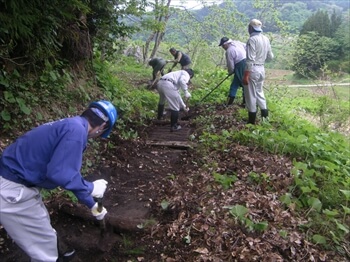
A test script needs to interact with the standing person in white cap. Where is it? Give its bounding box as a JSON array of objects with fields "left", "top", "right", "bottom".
[
  {"left": 243, "top": 19, "right": 274, "bottom": 124},
  {"left": 218, "top": 37, "right": 246, "bottom": 106}
]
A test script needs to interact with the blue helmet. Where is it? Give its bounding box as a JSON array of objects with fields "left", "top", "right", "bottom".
[{"left": 89, "top": 100, "right": 118, "bottom": 138}]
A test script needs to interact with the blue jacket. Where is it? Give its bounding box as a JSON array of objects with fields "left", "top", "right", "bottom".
[{"left": 0, "top": 116, "right": 95, "bottom": 208}]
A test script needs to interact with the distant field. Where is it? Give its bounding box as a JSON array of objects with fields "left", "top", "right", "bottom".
[
  {"left": 265, "top": 69, "right": 350, "bottom": 136},
  {"left": 266, "top": 69, "right": 350, "bottom": 101},
  {"left": 266, "top": 69, "right": 295, "bottom": 85}
]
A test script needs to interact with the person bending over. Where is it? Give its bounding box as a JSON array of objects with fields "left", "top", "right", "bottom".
[{"left": 0, "top": 100, "right": 118, "bottom": 261}]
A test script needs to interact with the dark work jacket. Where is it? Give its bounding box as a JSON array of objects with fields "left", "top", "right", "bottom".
[{"left": 174, "top": 51, "right": 191, "bottom": 67}]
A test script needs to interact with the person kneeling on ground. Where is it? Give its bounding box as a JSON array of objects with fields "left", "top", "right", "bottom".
[
  {"left": 0, "top": 100, "right": 117, "bottom": 262},
  {"left": 156, "top": 68, "right": 194, "bottom": 132}
]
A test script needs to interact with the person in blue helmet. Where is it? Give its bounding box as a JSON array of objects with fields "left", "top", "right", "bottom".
[{"left": 0, "top": 100, "right": 117, "bottom": 262}]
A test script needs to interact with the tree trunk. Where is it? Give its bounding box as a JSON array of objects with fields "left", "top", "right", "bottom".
[{"left": 143, "top": 0, "right": 172, "bottom": 63}]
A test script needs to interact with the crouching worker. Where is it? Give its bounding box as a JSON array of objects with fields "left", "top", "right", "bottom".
[
  {"left": 156, "top": 69, "right": 194, "bottom": 132},
  {"left": 0, "top": 100, "right": 117, "bottom": 262},
  {"left": 148, "top": 57, "right": 168, "bottom": 89}
]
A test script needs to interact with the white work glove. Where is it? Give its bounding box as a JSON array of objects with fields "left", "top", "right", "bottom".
[
  {"left": 184, "top": 107, "right": 190, "bottom": 112},
  {"left": 184, "top": 90, "right": 191, "bottom": 99},
  {"left": 91, "top": 179, "right": 108, "bottom": 198},
  {"left": 91, "top": 203, "right": 107, "bottom": 220}
]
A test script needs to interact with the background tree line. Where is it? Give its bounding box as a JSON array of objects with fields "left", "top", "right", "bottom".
[
  {"left": 0, "top": 0, "right": 348, "bottom": 76},
  {"left": 0, "top": 0, "right": 349, "bottom": 125}
]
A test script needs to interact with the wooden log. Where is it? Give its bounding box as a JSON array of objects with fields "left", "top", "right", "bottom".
[
  {"left": 49, "top": 201, "right": 149, "bottom": 233},
  {"left": 145, "top": 140, "right": 196, "bottom": 149}
]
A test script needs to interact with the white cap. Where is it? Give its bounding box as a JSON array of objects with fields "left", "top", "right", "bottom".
[{"left": 249, "top": 19, "right": 263, "bottom": 32}]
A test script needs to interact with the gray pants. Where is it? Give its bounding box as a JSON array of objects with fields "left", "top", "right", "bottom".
[
  {"left": 244, "top": 65, "right": 267, "bottom": 112},
  {"left": 157, "top": 80, "right": 185, "bottom": 111},
  {"left": 0, "top": 177, "right": 58, "bottom": 262}
]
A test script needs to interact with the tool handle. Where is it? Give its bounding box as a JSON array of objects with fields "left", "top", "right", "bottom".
[
  {"left": 199, "top": 74, "right": 230, "bottom": 103},
  {"left": 94, "top": 197, "right": 103, "bottom": 213}
]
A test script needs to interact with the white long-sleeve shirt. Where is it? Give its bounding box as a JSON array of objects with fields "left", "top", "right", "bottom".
[{"left": 246, "top": 32, "right": 274, "bottom": 71}]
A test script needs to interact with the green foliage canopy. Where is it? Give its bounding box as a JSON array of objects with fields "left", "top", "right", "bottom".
[{"left": 293, "top": 9, "right": 346, "bottom": 77}]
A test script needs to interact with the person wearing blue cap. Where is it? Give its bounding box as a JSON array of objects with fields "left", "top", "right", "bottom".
[
  {"left": 243, "top": 19, "right": 274, "bottom": 124},
  {"left": 0, "top": 100, "right": 117, "bottom": 261}
]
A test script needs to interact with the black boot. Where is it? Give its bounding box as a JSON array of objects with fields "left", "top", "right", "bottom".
[
  {"left": 170, "top": 110, "right": 181, "bottom": 132},
  {"left": 157, "top": 104, "right": 165, "bottom": 120},
  {"left": 248, "top": 112, "right": 256, "bottom": 125},
  {"left": 227, "top": 96, "right": 235, "bottom": 106},
  {"left": 57, "top": 249, "right": 76, "bottom": 262},
  {"left": 261, "top": 109, "right": 268, "bottom": 118},
  {"left": 57, "top": 235, "right": 75, "bottom": 262}
]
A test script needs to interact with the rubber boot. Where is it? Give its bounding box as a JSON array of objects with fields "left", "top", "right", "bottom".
[
  {"left": 227, "top": 96, "right": 235, "bottom": 106},
  {"left": 157, "top": 104, "right": 165, "bottom": 120},
  {"left": 170, "top": 110, "right": 181, "bottom": 132},
  {"left": 57, "top": 249, "right": 76, "bottom": 262},
  {"left": 261, "top": 109, "right": 269, "bottom": 122},
  {"left": 261, "top": 109, "right": 268, "bottom": 118},
  {"left": 57, "top": 235, "right": 75, "bottom": 262},
  {"left": 248, "top": 112, "right": 257, "bottom": 125}
]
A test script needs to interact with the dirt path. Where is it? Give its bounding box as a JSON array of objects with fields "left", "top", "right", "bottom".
[{"left": 0, "top": 112, "right": 195, "bottom": 262}]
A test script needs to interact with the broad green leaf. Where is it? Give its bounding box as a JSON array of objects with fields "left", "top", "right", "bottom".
[
  {"left": 160, "top": 200, "right": 169, "bottom": 210},
  {"left": 229, "top": 205, "right": 248, "bottom": 218},
  {"left": 279, "top": 230, "right": 288, "bottom": 238},
  {"left": 280, "top": 193, "right": 292, "bottom": 205},
  {"left": 20, "top": 104, "right": 31, "bottom": 115},
  {"left": 183, "top": 234, "right": 191, "bottom": 244},
  {"left": 0, "top": 77, "right": 9, "bottom": 87},
  {"left": 254, "top": 221, "right": 268, "bottom": 231},
  {"left": 4, "top": 91, "right": 16, "bottom": 103},
  {"left": 312, "top": 234, "right": 326, "bottom": 244},
  {"left": 36, "top": 112, "right": 43, "bottom": 121},
  {"left": 341, "top": 205, "right": 350, "bottom": 214},
  {"left": 322, "top": 209, "right": 338, "bottom": 217},
  {"left": 308, "top": 197, "right": 322, "bottom": 212},
  {"left": 301, "top": 186, "right": 312, "bottom": 193},
  {"left": 50, "top": 71, "right": 57, "bottom": 81},
  {"left": 339, "top": 189, "right": 350, "bottom": 200},
  {"left": 1, "top": 110, "right": 11, "bottom": 121},
  {"left": 335, "top": 221, "right": 349, "bottom": 234}
]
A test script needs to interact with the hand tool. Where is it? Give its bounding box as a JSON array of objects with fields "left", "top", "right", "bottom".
[
  {"left": 196, "top": 74, "right": 230, "bottom": 105},
  {"left": 94, "top": 197, "right": 106, "bottom": 238}
]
